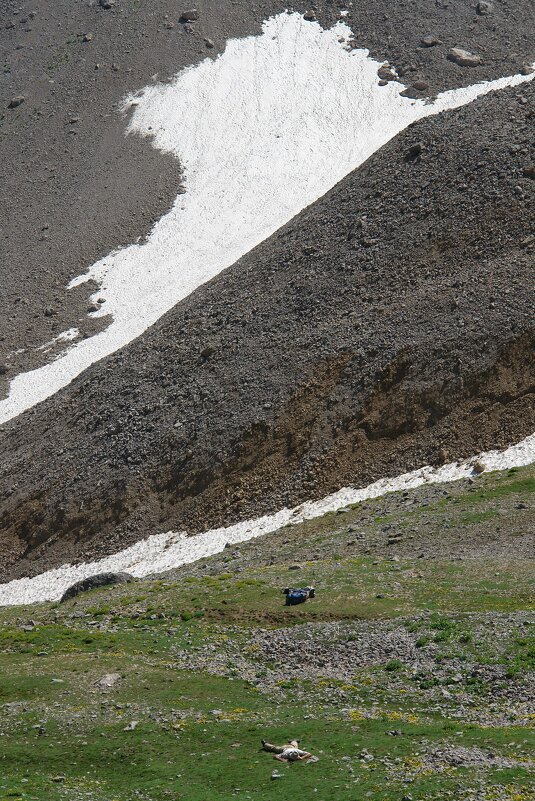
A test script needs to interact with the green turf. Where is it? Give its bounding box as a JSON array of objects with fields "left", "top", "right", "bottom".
[{"left": 1, "top": 465, "right": 534, "bottom": 800}]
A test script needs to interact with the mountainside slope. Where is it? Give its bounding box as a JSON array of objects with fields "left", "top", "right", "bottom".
[
  {"left": 1, "top": 78, "right": 534, "bottom": 580},
  {"left": 1, "top": 0, "right": 534, "bottom": 395}
]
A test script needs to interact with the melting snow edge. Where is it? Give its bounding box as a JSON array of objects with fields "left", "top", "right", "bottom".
[{"left": 1, "top": 432, "right": 533, "bottom": 606}]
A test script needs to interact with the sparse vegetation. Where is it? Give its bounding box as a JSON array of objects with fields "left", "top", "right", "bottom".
[{"left": 0, "top": 465, "right": 534, "bottom": 800}]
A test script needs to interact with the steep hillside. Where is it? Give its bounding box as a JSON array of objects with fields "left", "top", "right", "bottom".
[
  {"left": 1, "top": 0, "right": 533, "bottom": 384},
  {"left": 1, "top": 77, "right": 534, "bottom": 580}
]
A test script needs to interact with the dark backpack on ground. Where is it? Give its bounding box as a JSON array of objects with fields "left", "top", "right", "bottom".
[{"left": 283, "top": 586, "right": 315, "bottom": 606}]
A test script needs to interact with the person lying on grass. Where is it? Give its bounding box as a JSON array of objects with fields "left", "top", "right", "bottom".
[{"left": 261, "top": 738, "right": 314, "bottom": 762}]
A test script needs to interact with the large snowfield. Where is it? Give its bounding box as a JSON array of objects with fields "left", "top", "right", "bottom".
[
  {"left": 0, "top": 12, "right": 534, "bottom": 424},
  {"left": 1, "top": 433, "right": 534, "bottom": 606}
]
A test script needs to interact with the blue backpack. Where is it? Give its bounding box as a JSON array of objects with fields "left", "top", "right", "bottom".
[
  {"left": 283, "top": 587, "right": 315, "bottom": 606},
  {"left": 286, "top": 590, "right": 308, "bottom": 606}
]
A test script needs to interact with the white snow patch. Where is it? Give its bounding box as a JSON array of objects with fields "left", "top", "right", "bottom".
[
  {"left": 0, "top": 14, "right": 533, "bottom": 424},
  {"left": 1, "top": 432, "right": 534, "bottom": 607},
  {"left": 37, "top": 328, "right": 80, "bottom": 353}
]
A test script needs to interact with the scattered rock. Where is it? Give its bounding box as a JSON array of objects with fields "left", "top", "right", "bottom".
[
  {"left": 60, "top": 572, "right": 134, "bottom": 602},
  {"left": 288, "top": 564, "right": 301, "bottom": 571},
  {"left": 411, "top": 80, "right": 429, "bottom": 91},
  {"left": 123, "top": 720, "right": 139, "bottom": 731},
  {"left": 303, "top": 11, "right": 317, "bottom": 21},
  {"left": 420, "top": 35, "right": 440, "bottom": 47},
  {"left": 83, "top": 32, "right": 93, "bottom": 42},
  {"left": 522, "top": 166, "right": 535, "bottom": 179},
  {"left": 201, "top": 345, "right": 216, "bottom": 359},
  {"left": 180, "top": 9, "right": 199, "bottom": 21},
  {"left": 405, "top": 142, "right": 424, "bottom": 161},
  {"left": 448, "top": 48, "right": 482, "bottom": 67},
  {"left": 377, "top": 65, "right": 396, "bottom": 81},
  {"left": 0, "top": 365, "right": 9, "bottom": 375},
  {"left": 519, "top": 64, "right": 534, "bottom": 75},
  {"left": 99, "top": 0, "right": 116, "bottom": 8},
  {"left": 94, "top": 673, "right": 122, "bottom": 689},
  {"left": 471, "top": 460, "right": 486, "bottom": 475},
  {"left": 204, "top": 37, "right": 214, "bottom": 48},
  {"left": 476, "top": 1, "right": 493, "bottom": 14},
  {"left": 8, "top": 95, "right": 25, "bottom": 109}
]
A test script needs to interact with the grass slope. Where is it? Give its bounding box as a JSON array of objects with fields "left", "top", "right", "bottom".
[{"left": 0, "top": 465, "right": 534, "bottom": 801}]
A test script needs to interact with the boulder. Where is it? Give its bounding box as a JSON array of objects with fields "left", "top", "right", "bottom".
[
  {"left": 448, "top": 48, "right": 482, "bottom": 67},
  {"left": 60, "top": 572, "right": 133, "bottom": 602}
]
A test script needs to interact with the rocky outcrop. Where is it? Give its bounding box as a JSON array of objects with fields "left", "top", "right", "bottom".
[{"left": 60, "top": 572, "right": 133, "bottom": 602}]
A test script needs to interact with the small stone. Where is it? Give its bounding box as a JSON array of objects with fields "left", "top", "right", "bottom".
[
  {"left": 83, "top": 32, "right": 93, "bottom": 42},
  {"left": 99, "top": 0, "right": 116, "bottom": 8},
  {"left": 204, "top": 37, "right": 214, "bottom": 48},
  {"left": 0, "top": 365, "right": 8, "bottom": 376},
  {"left": 405, "top": 142, "right": 424, "bottom": 161},
  {"left": 200, "top": 345, "right": 215, "bottom": 359},
  {"left": 123, "top": 720, "right": 139, "bottom": 731},
  {"left": 303, "top": 10, "right": 317, "bottom": 21},
  {"left": 378, "top": 79, "right": 388, "bottom": 86},
  {"left": 271, "top": 770, "right": 283, "bottom": 780},
  {"left": 411, "top": 80, "right": 429, "bottom": 91},
  {"left": 448, "top": 47, "right": 482, "bottom": 67},
  {"left": 8, "top": 95, "right": 25, "bottom": 108},
  {"left": 523, "top": 166, "right": 535, "bottom": 179},
  {"left": 420, "top": 35, "right": 439, "bottom": 47},
  {"left": 476, "top": 0, "right": 493, "bottom": 13},
  {"left": 472, "top": 460, "right": 486, "bottom": 474},
  {"left": 288, "top": 564, "right": 301, "bottom": 570},
  {"left": 51, "top": 776, "right": 66, "bottom": 783},
  {"left": 519, "top": 64, "right": 534, "bottom": 75},
  {"left": 377, "top": 65, "right": 396, "bottom": 81},
  {"left": 180, "top": 8, "right": 199, "bottom": 21},
  {"left": 94, "top": 673, "right": 122, "bottom": 689}
]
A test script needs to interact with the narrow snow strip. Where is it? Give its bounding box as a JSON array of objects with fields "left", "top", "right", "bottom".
[
  {"left": 1, "top": 433, "right": 533, "bottom": 607},
  {"left": 0, "top": 13, "right": 533, "bottom": 424}
]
